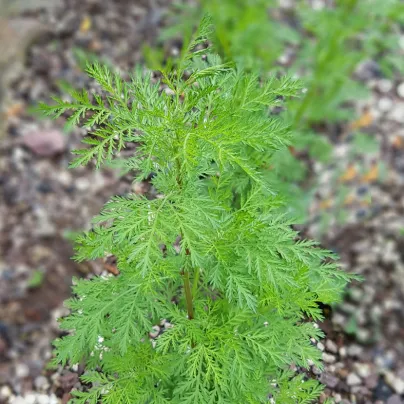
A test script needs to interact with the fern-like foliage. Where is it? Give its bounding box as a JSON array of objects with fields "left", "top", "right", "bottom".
[{"left": 40, "top": 17, "right": 356, "bottom": 403}]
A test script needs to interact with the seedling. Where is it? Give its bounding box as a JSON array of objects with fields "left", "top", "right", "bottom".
[{"left": 40, "top": 18, "right": 356, "bottom": 403}]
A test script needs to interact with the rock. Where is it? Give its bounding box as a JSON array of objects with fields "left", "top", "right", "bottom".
[
  {"left": 320, "top": 372, "right": 339, "bottom": 388},
  {"left": 22, "top": 129, "right": 66, "bottom": 157},
  {"left": 385, "top": 372, "right": 404, "bottom": 395},
  {"left": 365, "top": 374, "right": 379, "bottom": 389},
  {"left": 132, "top": 181, "right": 148, "bottom": 195},
  {"left": 312, "top": 366, "right": 322, "bottom": 375},
  {"left": 0, "top": 385, "right": 12, "bottom": 399},
  {"left": 322, "top": 353, "right": 336, "bottom": 364},
  {"left": 24, "top": 393, "right": 37, "bottom": 404},
  {"left": 377, "top": 79, "right": 394, "bottom": 93},
  {"left": 163, "top": 321, "right": 173, "bottom": 330},
  {"left": 58, "top": 371, "right": 79, "bottom": 391},
  {"left": 347, "top": 372, "right": 362, "bottom": 386},
  {"left": 378, "top": 97, "right": 393, "bottom": 112},
  {"left": 355, "top": 59, "right": 382, "bottom": 80},
  {"left": 58, "top": 171, "right": 73, "bottom": 187},
  {"left": 75, "top": 178, "right": 90, "bottom": 191},
  {"left": 34, "top": 207, "right": 56, "bottom": 237},
  {"left": 9, "top": 397, "right": 26, "bottom": 404},
  {"left": 14, "top": 363, "right": 29, "bottom": 379},
  {"left": 149, "top": 325, "right": 160, "bottom": 338},
  {"left": 347, "top": 344, "right": 363, "bottom": 357},
  {"left": 332, "top": 312, "right": 346, "bottom": 327},
  {"left": 397, "top": 82, "right": 404, "bottom": 99},
  {"left": 325, "top": 339, "right": 338, "bottom": 354},
  {"left": 387, "top": 395, "right": 403, "bottom": 404},
  {"left": 49, "top": 394, "right": 59, "bottom": 404},
  {"left": 36, "top": 394, "right": 51, "bottom": 404},
  {"left": 334, "top": 393, "right": 342, "bottom": 403},
  {"left": 278, "top": 0, "right": 294, "bottom": 9},
  {"left": 339, "top": 347, "right": 347, "bottom": 358},
  {"left": 376, "top": 351, "right": 396, "bottom": 370},
  {"left": 356, "top": 328, "right": 371, "bottom": 343},
  {"left": 317, "top": 342, "right": 325, "bottom": 351},
  {"left": 34, "top": 375, "right": 50, "bottom": 391},
  {"left": 355, "top": 363, "right": 371, "bottom": 378},
  {"left": 390, "top": 103, "right": 404, "bottom": 124}
]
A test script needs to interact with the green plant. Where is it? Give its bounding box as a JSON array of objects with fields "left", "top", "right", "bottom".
[
  {"left": 40, "top": 19, "right": 356, "bottom": 403},
  {"left": 289, "top": 0, "right": 404, "bottom": 126},
  {"left": 160, "top": 0, "right": 298, "bottom": 72},
  {"left": 161, "top": 1, "right": 403, "bottom": 222}
]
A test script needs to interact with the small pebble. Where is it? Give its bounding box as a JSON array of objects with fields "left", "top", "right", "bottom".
[
  {"left": 149, "top": 325, "right": 160, "bottom": 338},
  {"left": 390, "top": 103, "right": 404, "bottom": 124},
  {"left": 339, "top": 347, "right": 347, "bottom": 358},
  {"left": 397, "top": 82, "right": 404, "bottom": 99},
  {"left": 15, "top": 363, "right": 29, "bottom": 379},
  {"left": 22, "top": 129, "right": 66, "bottom": 157},
  {"left": 378, "top": 97, "right": 393, "bottom": 112},
  {"left": 326, "top": 339, "right": 338, "bottom": 354},
  {"left": 317, "top": 342, "right": 325, "bottom": 351},
  {"left": 34, "top": 375, "right": 50, "bottom": 391},
  {"left": 347, "top": 344, "right": 363, "bottom": 357},
  {"left": 378, "top": 79, "right": 393, "bottom": 93},
  {"left": 320, "top": 372, "right": 339, "bottom": 388},
  {"left": 347, "top": 372, "right": 362, "bottom": 386},
  {"left": 312, "top": 366, "right": 322, "bottom": 375},
  {"left": 75, "top": 178, "right": 90, "bottom": 191},
  {"left": 334, "top": 393, "right": 342, "bottom": 403},
  {"left": 387, "top": 395, "right": 403, "bottom": 404},
  {"left": 10, "top": 397, "right": 26, "bottom": 404},
  {"left": 355, "top": 363, "right": 371, "bottom": 378},
  {"left": 385, "top": 372, "right": 404, "bottom": 395},
  {"left": 0, "top": 385, "right": 12, "bottom": 399},
  {"left": 24, "top": 393, "right": 37, "bottom": 404},
  {"left": 322, "top": 352, "right": 336, "bottom": 364}
]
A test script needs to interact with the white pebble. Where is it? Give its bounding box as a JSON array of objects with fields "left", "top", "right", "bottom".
[
  {"left": 325, "top": 340, "right": 338, "bottom": 354},
  {"left": 75, "top": 177, "right": 90, "bottom": 191},
  {"left": 37, "top": 394, "right": 51, "bottom": 404},
  {"left": 378, "top": 79, "right": 393, "bottom": 93},
  {"left": 24, "top": 393, "right": 37, "bottom": 404},
  {"left": 0, "top": 386, "right": 12, "bottom": 399},
  {"left": 334, "top": 393, "right": 342, "bottom": 403},
  {"left": 385, "top": 372, "right": 404, "bottom": 395},
  {"left": 10, "top": 397, "right": 26, "bottom": 404},
  {"left": 346, "top": 372, "right": 361, "bottom": 386},
  {"left": 34, "top": 375, "right": 50, "bottom": 392},
  {"left": 49, "top": 394, "right": 59, "bottom": 404},
  {"left": 322, "top": 353, "right": 336, "bottom": 364},
  {"left": 15, "top": 363, "right": 29, "bottom": 379},
  {"left": 390, "top": 103, "right": 404, "bottom": 123},
  {"left": 378, "top": 97, "right": 393, "bottom": 112},
  {"left": 398, "top": 82, "right": 404, "bottom": 98}
]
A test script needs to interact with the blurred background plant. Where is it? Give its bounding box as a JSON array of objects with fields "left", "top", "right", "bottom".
[{"left": 156, "top": 0, "right": 404, "bottom": 224}]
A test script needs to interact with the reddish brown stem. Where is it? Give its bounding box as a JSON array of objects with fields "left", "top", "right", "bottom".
[{"left": 183, "top": 270, "right": 194, "bottom": 320}]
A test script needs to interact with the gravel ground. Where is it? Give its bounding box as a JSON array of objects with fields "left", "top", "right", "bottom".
[{"left": 0, "top": 1, "right": 404, "bottom": 403}]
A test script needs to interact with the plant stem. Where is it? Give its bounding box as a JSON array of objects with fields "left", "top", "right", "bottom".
[
  {"left": 174, "top": 156, "right": 195, "bottom": 321},
  {"left": 183, "top": 270, "right": 194, "bottom": 320},
  {"left": 192, "top": 268, "right": 200, "bottom": 298}
]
